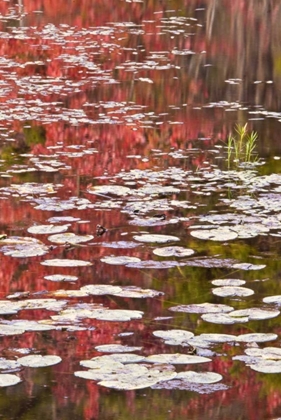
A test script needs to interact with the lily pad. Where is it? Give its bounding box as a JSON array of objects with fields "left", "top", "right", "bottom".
[
  {"left": 100, "top": 256, "right": 141, "bottom": 265},
  {"left": 41, "top": 259, "right": 92, "bottom": 267},
  {"left": 88, "top": 185, "right": 132, "bottom": 196},
  {"left": 211, "top": 279, "right": 246, "bottom": 286},
  {"left": 249, "top": 360, "right": 281, "bottom": 373},
  {"left": 228, "top": 308, "right": 280, "bottom": 321},
  {"left": 153, "top": 246, "right": 195, "bottom": 257},
  {"left": 176, "top": 371, "right": 223, "bottom": 384},
  {"left": 27, "top": 224, "right": 69, "bottom": 235},
  {"left": 145, "top": 353, "right": 211, "bottom": 364},
  {"left": 44, "top": 274, "right": 78, "bottom": 282},
  {"left": 80, "top": 285, "right": 122, "bottom": 295},
  {"left": 236, "top": 333, "right": 278, "bottom": 343},
  {"left": 48, "top": 233, "right": 94, "bottom": 244},
  {"left": 153, "top": 330, "right": 194, "bottom": 344},
  {"left": 133, "top": 234, "right": 180, "bottom": 243},
  {"left": 95, "top": 344, "right": 142, "bottom": 353},
  {"left": 212, "top": 286, "right": 254, "bottom": 297},
  {"left": 169, "top": 303, "right": 234, "bottom": 314},
  {"left": 198, "top": 333, "right": 237, "bottom": 343},
  {"left": 112, "top": 286, "right": 163, "bottom": 298},
  {"left": 263, "top": 295, "right": 281, "bottom": 305},
  {"left": 17, "top": 355, "right": 62, "bottom": 367},
  {"left": 190, "top": 228, "right": 237, "bottom": 241},
  {"left": 0, "top": 237, "right": 49, "bottom": 258},
  {"left": 0, "top": 374, "right": 22, "bottom": 387}
]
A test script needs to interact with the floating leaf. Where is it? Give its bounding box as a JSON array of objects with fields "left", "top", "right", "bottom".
[
  {"left": 198, "top": 334, "right": 237, "bottom": 343},
  {"left": 145, "top": 353, "right": 211, "bottom": 364},
  {"left": 0, "top": 237, "right": 49, "bottom": 258},
  {"left": 88, "top": 185, "right": 131, "bottom": 196},
  {"left": 0, "top": 374, "right": 22, "bottom": 387},
  {"left": 100, "top": 256, "right": 141, "bottom": 265},
  {"left": 17, "top": 355, "right": 62, "bottom": 368},
  {"left": 236, "top": 333, "right": 278, "bottom": 343},
  {"left": 249, "top": 360, "right": 281, "bottom": 373},
  {"left": 263, "top": 295, "right": 281, "bottom": 305},
  {"left": 176, "top": 371, "right": 222, "bottom": 384},
  {"left": 48, "top": 233, "right": 94, "bottom": 244},
  {"left": 228, "top": 308, "right": 280, "bottom": 321},
  {"left": 95, "top": 344, "right": 142, "bottom": 353},
  {"left": 190, "top": 228, "right": 237, "bottom": 241},
  {"left": 212, "top": 286, "right": 254, "bottom": 297},
  {"left": 112, "top": 286, "right": 163, "bottom": 298},
  {"left": 44, "top": 274, "right": 78, "bottom": 282},
  {"left": 133, "top": 234, "right": 180, "bottom": 243},
  {"left": 211, "top": 279, "right": 246, "bottom": 286},
  {"left": 80, "top": 285, "right": 122, "bottom": 295},
  {"left": 93, "top": 309, "right": 143, "bottom": 322},
  {"left": 169, "top": 303, "right": 234, "bottom": 314},
  {"left": 153, "top": 330, "right": 194, "bottom": 344},
  {"left": 201, "top": 313, "right": 248, "bottom": 324},
  {"left": 28, "top": 224, "right": 69, "bottom": 235},
  {"left": 41, "top": 259, "right": 92, "bottom": 267},
  {"left": 153, "top": 246, "right": 195, "bottom": 257},
  {"left": 232, "top": 263, "right": 266, "bottom": 271}
]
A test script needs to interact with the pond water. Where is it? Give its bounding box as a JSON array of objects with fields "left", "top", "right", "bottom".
[{"left": 1, "top": 0, "right": 281, "bottom": 419}]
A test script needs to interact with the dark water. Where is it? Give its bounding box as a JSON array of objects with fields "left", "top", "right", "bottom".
[{"left": 0, "top": 1, "right": 281, "bottom": 419}]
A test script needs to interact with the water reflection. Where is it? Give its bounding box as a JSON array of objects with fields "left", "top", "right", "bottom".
[{"left": 1, "top": 1, "right": 281, "bottom": 419}]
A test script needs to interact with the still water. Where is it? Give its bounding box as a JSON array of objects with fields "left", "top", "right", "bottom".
[{"left": 0, "top": 1, "right": 281, "bottom": 419}]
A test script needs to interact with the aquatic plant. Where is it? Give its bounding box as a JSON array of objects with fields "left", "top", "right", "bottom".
[{"left": 226, "top": 123, "right": 258, "bottom": 168}]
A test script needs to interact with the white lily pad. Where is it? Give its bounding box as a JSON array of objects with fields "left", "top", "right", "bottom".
[
  {"left": 94, "top": 309, "right": 143, "bottom": 322},
  {"left": 7, "top": 320, "right": 55, "bottom": 332},
  {"left": 153, "top": 330, "right": 194, "bottom": 344},
  {"left": 41, "top": 259, "right": 92, "bottom": 267},
  {"left": 263, "top": 295, "right": 281, "bottom": 305},
  {"left": 249, "top": 360, "right": 281, "bottom": 373},
  {"left": 212, "top": 286, "right": 254, "bottom": 297},
  {"left": 211, "top": 279, "right": 246, "bottom": 286},
  {"left": 17, "top": 355, "right": 62, "bottom": 367},
  {"left": 169, "top": 303, "right": 234, "bottom": 314},
  {"left": 95, "top": 344, "right": 142, "bottom": 353},
  {"left": 52, "top": 290, "right": 89, "bottom": 298},
  {"left": 201, "top": 313, "right": 248, "bottom": 324},
  {"left": 190, "top": 228, "right": 237, "bottom": 241},
  {"left": 153, "top": 246, "right": 195, "bottom": 257},
  {"left": 176, "top": 371, "right": 223, "bottom": 384},
  {"left": 245, "top": 347, "right": 281, "bottom": 360},
  {"left": 44, "top": 274, "right": 78, "bottom": 282},
  {"left": 0, "top": 374, "right": 22, "bottom": 387},
  {"left": 0, "top": 237, "right": 49, "bottom": 258},
  {"left": 0, "top": 359, "right": 21, "bottom": 371},
  {"left": 133, "top": 234, "right": 180, "bottom": 243},
  {"left": 0, "top": 325, "right": 25, "bottom": 336},
  {"left": 232, "top": 263, "right": 266, "bottom": 271},
  {"left": 100, "top": 256, "right": 141, "bottom": 265},
  {"left": 145, "top": 353, "right": 211, "bottom": 364},
  {"left": 113, "top": 286, "right": 163, "bottom": 298},
  {"left": 88, "top": 185, "right": 132, "bottom": 196},
  {"left": 27, "top": 224, "right": 69, "bottom": 235},
  {"left": 48, "top": 233, "right": 94, "bottom": 244},
  {"left": 236, "top": 333, "right": 278, "bottom": 343},
  {"left": 198, "top": 334, "right": 237, "bottom": 343},
  {"left": 228, "top": 308, "right": 280, "bottom": 321},
  {"left": 80, "top": 285, "right": 123, "bottom": 295}
]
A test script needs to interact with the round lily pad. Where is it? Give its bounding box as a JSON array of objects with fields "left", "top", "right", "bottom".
[
  {"left": 249, "top": 360, "right": 281, "bottom": 373},
  {"left": 211, "top": 279, "right": 246, "bottom": 286},
  {"left": 212, "top": 286, "right": 254, "bottom": 297},
  {"left": 80, "top": 285, "right": 122, "bottom": 295},
  {"left": 0, "top": 374, "right": 22, "bottom": 387},
  {"left": 145, "top": 353, "right": 211, "bottom": 364},
  {"left": 133, "top": 234, "right": 180, "bottom": 243},
  {"left": 176, "top": 371, "right": 223, "bottom": 384},
  {"left": 27, "top": 224, "right": 69, "bottom": 235},
  {"left": 48, "top": 233, "right": 94, "bottom": 244},
  {"left": 153, "top": 330, "right": 194, "bottom": 343},
  {"left": 153, "top": 246, "right": 195, "bottom": 257},
  {"left": 95, "top": 344, "right": 142, "bottom": 353},
  {"left": 190, "top": 228, "right": 237, "bottom": 241},
  {"left": 229, "top": 308, "right": 280, "bottom": 321},
  {"left": 44, "top": 274, "right": 78, "bottom": 282},
  {"left": 169, "top": 303, "right": 234, "bottom": 314},
  {"left": 41, "top": 259, "right": 92, "bottom": 267},
  {"left": 17, "top": 355, "right": 62, "bottom": 368},
  {"left": 236, "top": 333, "right": 278, "bottom": 343},
  {"left": 100, "top": 256, "right": 141, "bottom": 265}
]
